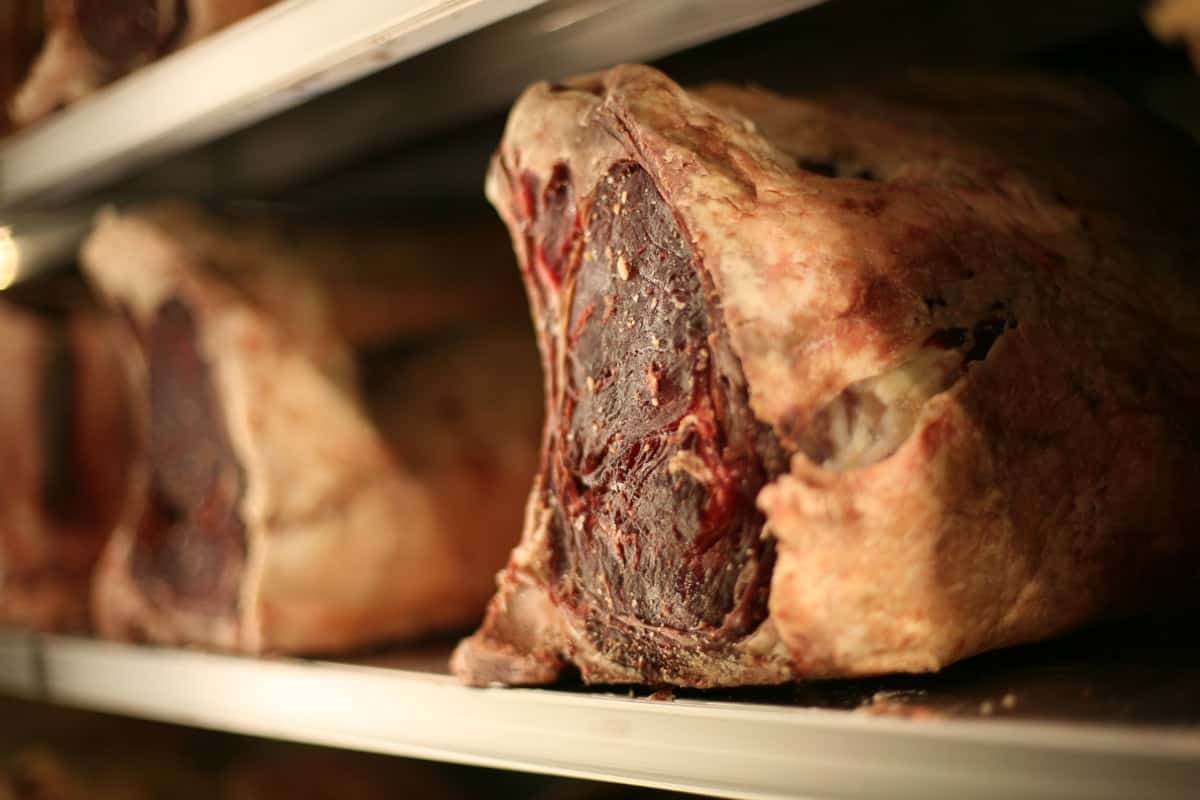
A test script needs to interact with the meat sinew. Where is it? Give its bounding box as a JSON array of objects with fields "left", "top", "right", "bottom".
[
  {"left": 452, "top": 65, "right": 1200, "bottom": 687},
  {"left": 82, "top": 203, "right": 542, "bottom": 654},
  {"left": 0, "top": 301, "right": 133, "bottom": 631}
]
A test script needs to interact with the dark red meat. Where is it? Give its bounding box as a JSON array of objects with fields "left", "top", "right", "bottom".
[
  {"left": 77, "top": 0, "right": 186, "bottom": 73},
  {"left": 132, "top": 300, "right": 246, "bottom": 616},
  {"left": 532, "top": 161, "right": 785, "bottom": 680}
]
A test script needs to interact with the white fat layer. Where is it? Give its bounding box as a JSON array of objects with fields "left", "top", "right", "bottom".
[{"left": 817, "top": 347, "right": 960, "bottom": 471}]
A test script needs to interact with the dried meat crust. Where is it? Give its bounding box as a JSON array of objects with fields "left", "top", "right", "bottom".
[
  {"left": 452, "top": 65, "right": 1200, "bottom": 686},
  {"left": 83, "top": 205, "right": 541, "bottom": 654}
]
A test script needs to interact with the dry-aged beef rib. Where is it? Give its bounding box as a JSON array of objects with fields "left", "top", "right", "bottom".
[
  {"left": 452, "top": 65, "right": 1200, "bottom": 687},
  {"left": 0, "top": 301, "right": 133, "bottom": 631},
  {"left": 82, "top": 204, "right": 542, "bottom": 654},
  {"left": 8, "top": 0, "right": 277, "bottom": 129}
]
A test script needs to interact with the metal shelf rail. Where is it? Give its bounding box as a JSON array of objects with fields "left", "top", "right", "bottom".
[{"left": 1, "top": 631, "right": 1197, "bottom": 800}]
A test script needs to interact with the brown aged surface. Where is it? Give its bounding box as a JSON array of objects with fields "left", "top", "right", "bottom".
[{"left": 452, "top": 65, "right": 1200, "bottom": 687}]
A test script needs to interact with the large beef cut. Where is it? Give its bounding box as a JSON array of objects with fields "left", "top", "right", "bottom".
[
  {"left": 82, "top": 203, "right": 542, "bottom": 654},
  {"left": 452, "top": 65, "right": 1200, "bottom": 687},
  {"left": 8, "top": 0, "right": 278, "bottom": 129},
  {"left": 0, "top": 301, "right": 133, "bottom": 631}
]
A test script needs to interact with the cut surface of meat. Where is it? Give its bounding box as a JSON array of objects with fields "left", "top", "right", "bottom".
[
  {"left": 133, "top": 299, "right": 246, "bottom": 617},
  {"left": 77, "top": 0, "right": 185, "bottom": 73},
  {"left": 452, "top": 65, "right": 1200, "bottom": 688},
  {"left": 540, "top": 161, "right": 782, "bottom": 678}
]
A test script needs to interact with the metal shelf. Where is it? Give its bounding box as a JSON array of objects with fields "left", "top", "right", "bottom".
[
  {"left": 0, "top": 0, "right": 828, "bottom": 207},
  {"left": 1, "top": 628, "right": 1198, "bottom": 800}
]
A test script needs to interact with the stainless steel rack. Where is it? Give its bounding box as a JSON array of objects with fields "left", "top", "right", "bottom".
[{"left": 0, "top": 628, "right": 1198, "bottom": 800}]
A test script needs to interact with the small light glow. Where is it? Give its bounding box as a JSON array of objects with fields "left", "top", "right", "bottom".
[{"left": 0, "top": 227, "right": 17, "bottom": 291}]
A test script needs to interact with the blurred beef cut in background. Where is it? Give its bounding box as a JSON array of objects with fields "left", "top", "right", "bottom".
[
  {"left": 0, "top": 202, "right": 544, "bottom": 658},
  {"left": 3, "top": 0, "right": 280, "bottom": 131},
  {"left": 76, "top": 202, "right": 542, "bottom": 655},
  {"left": 0, "top": 298, "right": 132, "bottom": 632}
]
